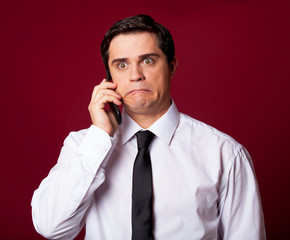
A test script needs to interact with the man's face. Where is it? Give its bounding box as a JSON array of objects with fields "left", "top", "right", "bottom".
[{"left": 108, "top": 32, "right": 177, "bottom": 120}]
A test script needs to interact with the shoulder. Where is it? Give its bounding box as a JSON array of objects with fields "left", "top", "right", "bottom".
[
  {"left": 178, "top": 112, "right": 243, "bottom": 159},
  {"left": 179, "top": 113, "right": 238, "bottom": 141}
]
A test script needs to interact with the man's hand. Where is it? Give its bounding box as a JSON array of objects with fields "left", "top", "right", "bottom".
[{"left": 88, "top": 79, "right": 122, "bottom": 136}]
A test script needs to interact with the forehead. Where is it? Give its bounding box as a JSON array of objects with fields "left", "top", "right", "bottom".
[{"left": 108, "top": 32, "right": 162, "bottom": 60}]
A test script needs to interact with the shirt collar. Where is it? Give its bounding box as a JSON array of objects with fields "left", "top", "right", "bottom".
[{"left": 120, "top": 100, "right": 180, "bottom": 146}]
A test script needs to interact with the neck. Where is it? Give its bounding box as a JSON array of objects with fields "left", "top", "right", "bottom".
[{"left": 125, "top": 100, "right": 171, "bottom": 129}]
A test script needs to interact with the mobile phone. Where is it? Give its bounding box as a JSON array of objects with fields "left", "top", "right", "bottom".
[{"left": 106, "top": 70, "right": 122, "bottom": 125}]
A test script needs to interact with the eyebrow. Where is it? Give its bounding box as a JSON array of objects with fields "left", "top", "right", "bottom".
[
  {"left": 139, "top": 53, "right": 160, "bottom": 60},
  {"left": 111, "top": 53, "right": 160, "bottom": 65}
]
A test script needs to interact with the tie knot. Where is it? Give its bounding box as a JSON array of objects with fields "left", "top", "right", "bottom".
[{"left": 135, "top": 131, "right": 155, "bottom": 150}]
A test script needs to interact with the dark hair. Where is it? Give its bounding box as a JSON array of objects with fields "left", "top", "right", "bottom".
[{"left": 100, "top": 14, "right": 175, "bottom": 72}]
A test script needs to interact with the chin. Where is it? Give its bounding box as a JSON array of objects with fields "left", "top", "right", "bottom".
[
  {"left": 124, "top": 98, "right": 155, "bottom": 112},
  {"left": 125, "top": 96, "right": 151, "bottom": 107}
]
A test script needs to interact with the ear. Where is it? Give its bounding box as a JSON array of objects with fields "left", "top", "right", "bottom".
[{"left": 169, "top": 56, "right": 178, "bottom": 78}]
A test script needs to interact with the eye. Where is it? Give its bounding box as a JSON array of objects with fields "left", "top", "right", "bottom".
[
  {"left": 118, "top": 62, "right": 127, "bottom": 69},
  {"left": 143, "top": 58, "right": 153, "bottom": 64}
]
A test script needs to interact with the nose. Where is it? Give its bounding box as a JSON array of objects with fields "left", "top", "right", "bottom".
[{"left": 129, "top": 63, "right": 144, "bottom": 82}]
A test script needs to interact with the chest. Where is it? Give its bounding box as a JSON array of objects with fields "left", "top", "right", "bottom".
[{"left": 99, "top": 139, "right": 221, "bottom": 220}]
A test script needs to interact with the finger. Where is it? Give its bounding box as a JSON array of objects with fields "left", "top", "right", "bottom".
[
  {"left": 96, "top": 93, "right": 122, "bottom": 106},
  {"left": 91, "top": 81, "right": 118, "bottom": 99},
  {"left": 89, "top": 89, "right": 122, "bottom": 109},
  {"left": 94, "top": 88, "right": 121, "bottom": 102},
  {"left": 100, "top": 80, "right": 118, "bottom": 90}
]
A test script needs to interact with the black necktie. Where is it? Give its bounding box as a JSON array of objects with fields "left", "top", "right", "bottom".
[{"left": 132, "top": 130, "right": 155, "bottom": 240}]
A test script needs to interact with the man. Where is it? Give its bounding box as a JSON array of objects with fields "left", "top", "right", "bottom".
[{"left": 31, "top": 15, "right": 266, "bottom": 239}]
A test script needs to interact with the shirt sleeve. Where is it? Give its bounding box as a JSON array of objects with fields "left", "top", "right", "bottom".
[
  {"left": 31, "top": 125, "right": 114, "bottom": 239},
  {"left": 218, "top": 146, "right": 266, "bottom": 240}
]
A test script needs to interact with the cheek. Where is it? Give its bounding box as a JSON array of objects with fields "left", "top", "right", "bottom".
[
  {"left": 115, "top": 83, "right": 125, "bottom": 96},
  {"left": 115, "top": 80, "right": 129, "bottom": 98},
  {"left": 159, "top": 81, "right": 171, "bottom": 96},
  {"left": 150, "top": 69, "right": 171, "bottom": 94},
  {"left": 111, "top": 72, "right": 127, "bottom": 95}
]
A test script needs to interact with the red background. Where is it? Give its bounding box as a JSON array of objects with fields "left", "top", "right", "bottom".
[{"left": 1, "top": 0, "right": 289, "bottom": 239}]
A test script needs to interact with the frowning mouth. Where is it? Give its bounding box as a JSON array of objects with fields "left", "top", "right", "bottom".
[{"left": 126, "top": 89, "right": 151, "bottom": 96}]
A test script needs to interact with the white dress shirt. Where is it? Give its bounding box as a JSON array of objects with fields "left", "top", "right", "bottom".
[{"left": 31, "top": 101, "right": 266, "bottom": 240}]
